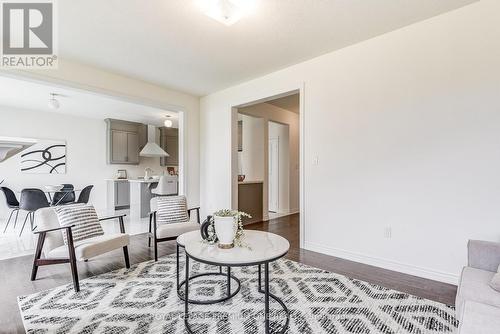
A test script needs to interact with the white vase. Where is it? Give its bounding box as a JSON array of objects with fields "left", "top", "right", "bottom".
[{"left": 214, "top": 215, "right": 237, "bottom": 249}]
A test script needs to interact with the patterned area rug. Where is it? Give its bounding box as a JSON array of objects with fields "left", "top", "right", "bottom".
[{"left": 18, "top": 254, "right": 458, "bottom": 333}]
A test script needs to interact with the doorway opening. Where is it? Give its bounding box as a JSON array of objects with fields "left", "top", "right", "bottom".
[{"left": 235, "top": 92, "right": 300, "bottom": 224}]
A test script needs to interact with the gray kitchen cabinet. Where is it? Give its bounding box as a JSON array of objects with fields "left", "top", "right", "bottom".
[
  {"left": 114, "top": 181, "right": 130, "bottom": 209},
  {"left": 106, "top": 119, "right": 145, "bottom": 165},
  {"left": 126, "top": 132, "right": 139, "bottom": 164},
  {"left": 111, "top": 131, "right": 127, "bottom": 162},
  {"left": 165, "top": 135, "right": 178, "bottom": 165},
  {"left": 160, "top": 127, "right": 179, "bottom": 166}
]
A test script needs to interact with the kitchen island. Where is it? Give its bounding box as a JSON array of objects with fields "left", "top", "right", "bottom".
[{"left": 106, "top": 176, "right": 178, "bottom": 221}]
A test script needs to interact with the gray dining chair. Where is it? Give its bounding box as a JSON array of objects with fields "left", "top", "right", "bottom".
[
  {"left": 51, "top": 184, "right": 75, "bottom": 206},
  {"left": 76, "top": 185, "right": 93, "bottom": 204},
  {"left": 1, "top": 187, "right": 20, "bottom": 233},
  {"left": 19, "top": 189, "right": 50, "bottom": 236}
]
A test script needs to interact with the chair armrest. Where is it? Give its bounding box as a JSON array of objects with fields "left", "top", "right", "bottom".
[
  {"left": 98, "top": 214, "right": 127, "bottom": 222},
  {"left": 98, "top": 214, "right": 127, "bottom": 234},
  {"left": 34, "top": 225, "right": 75, "bottom": 234},
  {"left": 468, "top": 240, "right": 500, "bottom": 272},
  {"left": 188, "top": 207, "right": 201, "bottom": 224}
]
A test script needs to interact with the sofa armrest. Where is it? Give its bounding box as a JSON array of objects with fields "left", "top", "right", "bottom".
[
  {"left": 468, "top": 240, "right": 500, "bottom": 272},
  {"left": 459, "top": 300, "right": 500, "bottom": 334}
]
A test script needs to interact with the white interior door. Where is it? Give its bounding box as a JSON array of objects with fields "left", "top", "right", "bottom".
[{"left": 269, "top": 138, "right": 279, "bottom": 212}]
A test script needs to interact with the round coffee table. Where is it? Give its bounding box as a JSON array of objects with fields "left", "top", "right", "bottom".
[
  {"left": 182, "top": 230, "right": 290, "bottom": 334},
  {"left": 176, "top": 231, "right": 241, "bottom": 304}
]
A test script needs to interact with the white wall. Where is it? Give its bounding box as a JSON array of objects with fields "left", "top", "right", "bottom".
[
  {"left": 269, "top": 121, "right": 290, "bottom": 213},
  {"left": 200, "top": 0, "right": 500, "bottom": 284},
  {"left": 0, "top": 106, "right": 166, "bottom": 210},
  {"left": 3, "top": 59, "right": 200, "bottom": 208},
  {"left": 238, "top": 114, "right": 265, "bottom": 182}
]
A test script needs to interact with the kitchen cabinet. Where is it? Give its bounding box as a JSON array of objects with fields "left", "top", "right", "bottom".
[
  {"left": 238, "top": 181, "right": 263, "bottom": 224},
  {"left": 160, "top": 127, "right": 179, "bottom": 166},
  {"left": 114, "top": 180, "right": 130, "bottom": 208},
  {"left": 106, "top": 119, "right": 145, "bottom": 165}
]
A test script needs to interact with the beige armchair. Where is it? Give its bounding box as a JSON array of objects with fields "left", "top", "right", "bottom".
[
  {"left": 31, "top": 207, "right": 130, "bottom": 292},
  {"left": 149, "top": 196, "right": 200, "bottom": 261}
]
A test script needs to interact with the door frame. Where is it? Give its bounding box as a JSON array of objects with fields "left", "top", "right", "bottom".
[
  {"left": 231, "top": 83, "right": 305, "bottom": 248},
  {"left": 268, "top": 136, "right": 279, "bottom": 213}
]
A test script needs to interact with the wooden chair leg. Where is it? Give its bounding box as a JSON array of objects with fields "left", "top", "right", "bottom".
[
  {"left": 153, "top": 212, "right": 158, "bottom": 261},
  {"left": 148, "top": 214, "right": 152, "bottom": 247},
  {"left": 66, "top": 229, "right": 80, "bottom": 292},
  {"left": 31, "top": 232, "right": 46, "bottom": 281},
  {"left": 123, "top": 246, "right": 130, "bottom": 268},
  {"left": 154, "top": 239, "right": 158, "bottom": 262}
]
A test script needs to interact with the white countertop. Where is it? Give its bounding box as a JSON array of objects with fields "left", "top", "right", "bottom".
[
  {"left": 107, "top": 177, "right": 178, "bottom": 183},
  {"left": 128, "top": 179, "right": 160, "bottom": 183}
]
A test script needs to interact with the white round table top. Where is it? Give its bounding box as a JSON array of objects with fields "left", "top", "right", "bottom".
[{"left": 181, "top": 230, "right": 290, "bottom": 266}]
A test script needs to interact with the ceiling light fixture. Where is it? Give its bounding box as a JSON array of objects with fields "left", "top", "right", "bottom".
[
  {"left": 197, "top": 0, "right": 256, "bottom": 26},
  {"left": 164, "top": 115, "right": 173, "bottom": 128},
  {"left": 48, "top": 93, "right": 60, "bottom": 109}
]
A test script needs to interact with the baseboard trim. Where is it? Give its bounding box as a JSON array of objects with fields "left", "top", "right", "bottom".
[{"left": 304, "top": 241, "right": 459, "bottom": 285}]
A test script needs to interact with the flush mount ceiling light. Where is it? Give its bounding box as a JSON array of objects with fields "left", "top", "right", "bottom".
[
  {"left": 197, "top": 0, "right": 256, "bottom": 26},
  {"left": 48, "top": 93, "right": 60, "bottom": 109},
  {"left": 164, "top": 115, "right": 173, "bottom": 128}
]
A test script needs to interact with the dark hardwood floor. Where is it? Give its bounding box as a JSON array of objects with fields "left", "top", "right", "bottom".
[{"left": 0, "top": 213, "right": 457, "bottom": 333}]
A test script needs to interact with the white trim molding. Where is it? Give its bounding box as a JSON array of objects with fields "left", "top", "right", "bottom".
[{"left": 304, "top": 241, "right": 459, "bottom": 285}]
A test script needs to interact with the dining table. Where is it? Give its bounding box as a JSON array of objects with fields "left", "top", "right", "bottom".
[{"left": 15, "top": 186, "right": 82, "bottom": 206}]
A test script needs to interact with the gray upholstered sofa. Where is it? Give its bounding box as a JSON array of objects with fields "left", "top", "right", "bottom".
[{"left": 456, "top": 240, "right": 500, "bottom": 333}]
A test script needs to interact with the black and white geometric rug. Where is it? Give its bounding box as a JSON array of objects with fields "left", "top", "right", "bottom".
[{"left": 18, "top": 254, "right": 458, "bottom": 333}]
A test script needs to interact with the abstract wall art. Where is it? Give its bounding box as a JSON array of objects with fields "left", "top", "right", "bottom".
[{"left": 20, "top": 140, "right": 67, "bottom": 174}]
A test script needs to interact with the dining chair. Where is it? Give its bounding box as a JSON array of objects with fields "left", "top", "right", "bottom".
[
  {"left": 1, "top": 187, "right": 20, "bottom": 233},
  {"left": 76, "top": 185, "right": 93, "bottom": 204},
  {"left": 51, "top": 184, "right": 75, "bottom": 206},
  {"left": 149, "top": 195, "right": 200, "bottom": 261},
  {"left": 19, "top": 189, "right": 50, "bottom": 236}
]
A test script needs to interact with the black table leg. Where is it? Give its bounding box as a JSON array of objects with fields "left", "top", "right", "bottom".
[
  {"left": 264, "top": 262, "right": 270, "bottom": 333},
  {"left": 227, "top": 266, "right": 231, "bottom": 296},
  {"left": 176, "top": 244, "right": 180, "bottom": 291},
  {"left": 184, "top": 254, "right": 189, "bottom": 324},
  {"left": 258, "top": 264, "right": 262, "bottom": 290}
]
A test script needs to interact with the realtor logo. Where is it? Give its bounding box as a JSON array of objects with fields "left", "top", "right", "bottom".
[{"left": 1, "top": 0, "right": 58, "bottom": 68}]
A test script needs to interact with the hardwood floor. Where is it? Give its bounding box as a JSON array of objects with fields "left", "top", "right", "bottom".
[{"left": 0, "top": 213, "right": 457, "bottom": 333}]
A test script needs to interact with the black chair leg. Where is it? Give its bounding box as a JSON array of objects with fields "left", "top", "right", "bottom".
[
  {"left": 31, "top": 232, "right": 46, "bottom": 281},
  {"left": 19, "top": 212, "right": 31, "bottom": 237},
  {"left": 3, "top": 209, "right": 14, "bottom": 233},
  {"left": 154, "top": 239, "right": 158, "bottom": 261},
  {"left": 123, "top": 246, "right": 130, "bottom": 268},
  {"left": 148, "top": 214, "right": 152, "bottom": 247},
  {"left": 30, "top": 213, "right": 36, "bottom": 231},
  {"left": 14, "top": 209, "right": 19, "bottom": 229}
]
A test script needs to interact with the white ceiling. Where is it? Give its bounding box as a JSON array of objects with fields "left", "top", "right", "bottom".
[
  {"left": 58, "top": 0, "right": 476, "bottom": 96},
  {"left": 0, "top": 76, "right": 179, "bottom": 127}
]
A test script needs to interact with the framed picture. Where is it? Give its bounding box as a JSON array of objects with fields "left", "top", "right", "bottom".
[{"left": 20, "top": 140, "right": 66, "bottom": 174}]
